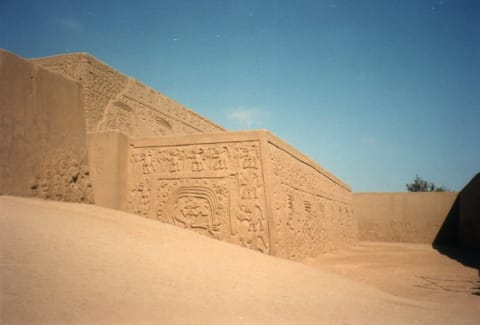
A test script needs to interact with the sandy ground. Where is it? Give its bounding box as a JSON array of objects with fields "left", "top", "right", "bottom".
[
  {"left": 307, "top": 242, "right": 479, "bottom": 302},
  {"left": 1, "top": 196, "right": 478, "bottom": 324}
]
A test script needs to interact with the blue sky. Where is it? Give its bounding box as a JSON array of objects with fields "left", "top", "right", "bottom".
[{"left": 1, "top": 0, "right": 479, "bottom": 191}]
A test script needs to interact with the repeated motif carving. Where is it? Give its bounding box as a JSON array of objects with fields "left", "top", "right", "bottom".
[
  {"left": 24, "top": 54, "right": 358, "bottom": 261},
  {"left": 167, "top": 150, "right": 184, "bottom": 173},
  {"left": 190, "top": 148, "right": 205, "bottom": 172},
  {"left": 127, "top": 179, "right": 152, "bottom": 217},
  {"left": 126, "top": 138, "right": 353, "bottom": 259},
  {"left": 270, "top": 144, "right": 355, "bottom": 260},
  {"left": 127, "top": 141, "right": 269, "bottom": 253},
  {"left": 33, "top": 54, "right": 225, "bottom": 136},
  {"left": 212, "top": 147, "right": 229, "bottom": 170}
]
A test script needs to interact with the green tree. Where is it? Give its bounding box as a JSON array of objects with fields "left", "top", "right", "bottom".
[{"left": 406, "top": 175, "right": 449, "bottom": 192}]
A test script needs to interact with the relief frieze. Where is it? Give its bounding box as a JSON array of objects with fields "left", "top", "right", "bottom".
[{"left": 127, "top": 141, "right": 270, "bottom": 253}]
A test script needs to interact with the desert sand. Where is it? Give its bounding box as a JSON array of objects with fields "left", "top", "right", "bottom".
[{"left": 1, "top": 196, "right": 478, "bottom": 324}]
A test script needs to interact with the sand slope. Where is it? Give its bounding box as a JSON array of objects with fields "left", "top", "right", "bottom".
[{"left": 0, "top": 196, "right": 476, "bottom": 324}]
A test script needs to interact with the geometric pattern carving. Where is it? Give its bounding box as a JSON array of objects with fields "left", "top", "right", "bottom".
[
  {"left": 9, "top": 52, "right": 356, "bottom": 261},
  {"left": 269, "top": 142, "right": 356, "bottom": 260},
  {"left": 32, "top": 54, "right": 225, "bottom": 137},
  {"left": 126, "top": 132, "right": 354, "bottom": 260},
  {"left": 157, "top": 180, "right": 229, "bottom": 240},
  {"left": 127, "top": 139, "right": 271, "bottom": 254}
]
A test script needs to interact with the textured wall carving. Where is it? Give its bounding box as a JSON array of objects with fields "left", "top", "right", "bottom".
[
  {"left": 31, "top": 54, "right": 225, "bottom": 136},
  {"left": 5, "top": 51, "right": 357, "bottom": 260},
  {"left": 29, "top": 151, "right": 93, "bottom": 203},
  {"left": 127, "top": 141, "right": 270, "bottom": 253},
  {"left": 125, "top": 132, "right": 356, "bottom": 260},
  {"left": 269, "top": 143, "right": 355, "bottom": 260},
  {"left": 0, "top": 50, "right": 93, "bottom": 203}
]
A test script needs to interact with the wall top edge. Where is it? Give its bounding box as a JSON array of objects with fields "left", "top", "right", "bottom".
[
  {"left": 27, "top": 51, "right": 226, "bottom": 132},
  {"left": 130, "top": 129, "right": 269, "bottom": 147},
  {"left": 262, "top": 130, "right": 351, "bottom": 192},
  {"left": 0, "top": 49, "right": 79, "bottom": 86},
  {"left": 1, "top": 48, "right": 24, "bottom": 56},
  {"left": 353, "top": 192, "right": 459, "bottom": 195},
  {"left": 129, "top": 129, "right": 351, "bottom": 191}
]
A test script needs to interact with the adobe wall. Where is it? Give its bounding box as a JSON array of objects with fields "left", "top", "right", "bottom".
[
  {"left": 30, "top": 54, "right": 225, "bottom": 136},
  {"left": 1, "top": 49, "right": 356, "bottom": 260},
  {"left": 0, "top": 50, "right": 93, "bottom": 202},
  {"left": 125, "top": 131, "right": 271, "bottom": 254},
  {"left": 266, "top": 136, "right": 356, "bottom": 259},
  {"left": 30, "top": 52, "right": 226, "bottom": 208},
  {"left": 87, "top": 131, "right": 130, "bottom": 209},
  {"left": 122, "top": 130, "right": 356, "bottom": 260},
  {"left": 354, "top": 192, "right": 458, "bottom": 243}
]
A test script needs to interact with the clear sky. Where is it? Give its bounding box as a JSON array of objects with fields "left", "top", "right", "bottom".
[{"left": 1, "top": 0, "right": 479, "bottom": 192}]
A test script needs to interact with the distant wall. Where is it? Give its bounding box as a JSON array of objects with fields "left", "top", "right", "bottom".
[
  {"left": 354, "top": 192, "right": 458, "bottom": 243},
  {"left": 458, "top": 173, "right": 480, "bottom": 250},
  {"left": 0, "top": 50, "right": 93, "bottom": 203}
]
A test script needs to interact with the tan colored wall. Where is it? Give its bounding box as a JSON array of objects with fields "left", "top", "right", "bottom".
[
  {"left": 30, "top": 54, "right": 225, "bottom": 136},
  {"left": 266, "top": 135, "right": 356, "bottom": 259},
  {"left": 1, "top": 49, "right": 356, "bottom": 260},
  {"left": 87, "top": 131, "right": 129, "bottom": 210},
  {"left": 354, "top": 192, "right": 458, "bottom": 243},
  {"left": 0, "top": 49, "right": 93, "bottom": 203},
  {"left": 126, "top": 131, "right": 271, "bottom": 254},
  {"left": 123, "top": 130, "right": 356, "bottom": 260}
]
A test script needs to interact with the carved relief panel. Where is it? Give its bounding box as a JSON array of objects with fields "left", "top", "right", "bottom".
[
  {"left": 269, "top": 144, "right": 353, "bottom": 260},
  {"left": 127, "top": 141, "right": 270, "bottom": 254},
  {"left": 155, "top": 178, "right": 230, "bottom": 240}
]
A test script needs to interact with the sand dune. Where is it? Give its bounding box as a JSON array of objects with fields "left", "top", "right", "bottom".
[{"left": 0, "top": 196, "right": 477, "bottom": 324}]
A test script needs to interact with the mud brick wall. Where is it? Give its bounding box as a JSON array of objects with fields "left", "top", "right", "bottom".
[
  {"left": 2, "top": 49, "right": 356, "bottom": 259},
  {"left": 126, "top": 132, "right": 271, "bottom": 254},
  {"left": 124, "top": 131, "right": 356, "bottom": 260},
  {"left": 0, "top": 50, "right": 93, "bottom": 202},
  {"left": 28, "top": 51, "right": 225, "bottom": 206},
  {"left": 31, "top": 53, "right": 225, "bottom": 136},
  {"left": 266, "top": 135, "right": 356, "bottom": 260},
  {"left": 354, "top": 192, "right": 458, "bottom": 243}
]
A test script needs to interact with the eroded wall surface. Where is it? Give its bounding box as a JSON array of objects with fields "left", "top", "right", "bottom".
[
  {"left": 31, "top": 54, "right": 225, "bottom": 136},
  {"left": 0, "top": 50, "right": 93, "bottom": 202},
  {"left": 354, "top": 192, "right": 458, "bottom": 243},
  {"left": 267, "top": 137, "right": 356, "bottom": 260},
  {"left": 124, "top": 131, "right": 356, "bottom": 259}
]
